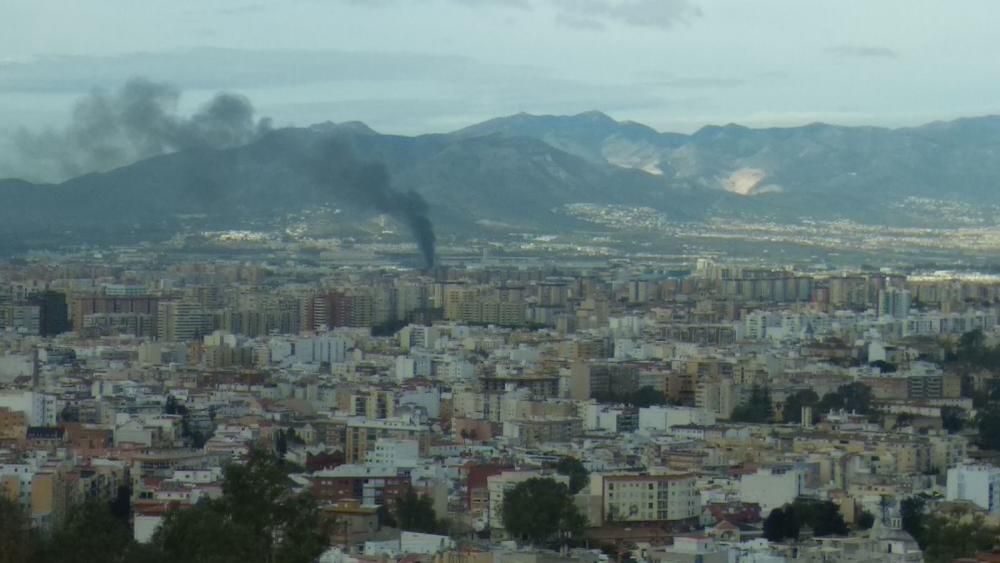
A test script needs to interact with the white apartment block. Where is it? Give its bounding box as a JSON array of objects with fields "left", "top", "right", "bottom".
[{"left": 947, "top": 463, "right": 1000, "bottom": 514}]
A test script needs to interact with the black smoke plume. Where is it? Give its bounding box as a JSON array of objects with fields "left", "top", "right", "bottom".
[
  {"left": 294, "top": 138, "right": 436, "bottom": 269},
  {"left": 8, "top": 77, "right": 271, "bottom": 182},
  {"left": 3, "top": 77, "right": 437, "bottom": 268}
]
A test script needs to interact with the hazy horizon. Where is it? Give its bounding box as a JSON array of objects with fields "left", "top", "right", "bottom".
[{"left": 5, "top": 0, "right": 1000, "bottom": 136}]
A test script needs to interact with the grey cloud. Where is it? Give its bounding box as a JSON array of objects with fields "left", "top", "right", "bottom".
[
  {"left": 828, "top": 45, "right": 899, "bottom": 59},
  {"left": 215, "top": 3, "right": 268, "bottom": 16},
  {"left": 555, "top": 13, "right": 608, "bottom": 31},
  {"left": 554, "top": 0, "right": 701, "bottom": 29},
  {"left": 644, "top": 77, "right": 745, "bottom": 89},
  {"left": 0, "top": 48, "right": 552, "bottom": 94},
  {"left": 0, "top": 48, "right": 674, "bottom": 136},
  {"left": 452, "top": 0, "right": 532, "bottom": 8},
  {"left": 334, "top": 0, "right": 698, "bottom": 29}
]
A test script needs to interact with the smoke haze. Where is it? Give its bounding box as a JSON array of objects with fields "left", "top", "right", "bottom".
[
  {"left": 4, "top": 78, "right": 271, "bottom": 183},
  {"left": 1, "top": 77, "right": 437, "bottom": 268},
  {"left": 295, "top": 139, "right": 437, "bottom": 269}
]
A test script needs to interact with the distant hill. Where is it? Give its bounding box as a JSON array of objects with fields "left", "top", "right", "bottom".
[{"left": 4, "top": 112, "right": 1000, "bottom": 250}]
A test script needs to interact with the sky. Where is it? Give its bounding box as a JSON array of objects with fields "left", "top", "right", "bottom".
[{"left": 3, "top": 0, "right": 1000, "bottom": 135}]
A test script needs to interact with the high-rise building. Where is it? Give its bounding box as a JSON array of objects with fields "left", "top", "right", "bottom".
[
  {"left": 70, "top": 294, "right": 160, "bottom": 334},
  {"left": 31, "top": 291, "right": 70, "bottom": 336},
  {"left": 157, "top": 301, "right": 210, "bottom": 342},
  {"left": 878, "top": 288, "right": 912, "bottom": 319}
]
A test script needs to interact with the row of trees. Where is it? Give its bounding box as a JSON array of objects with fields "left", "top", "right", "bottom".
[
  {"left": 948, "top": 329, "right": 1000, "bottom": 451},
  {"left": 901, "top": 496, "right": 1000, "bottom": 563},
  {"left": 762, "top": 499, "right": 849, "bottom": 542},
  {"left": 731, "top": 385, "right": 774, "bottom": 423},
  {"left": 0, "top": 450, "right": 328, "bottom": 563},
  {"left": 392, "top": 488, "right": 449, "bottom": 535},
  {"left": 782, "top": 382, "right": 874, "bottom": 424}
]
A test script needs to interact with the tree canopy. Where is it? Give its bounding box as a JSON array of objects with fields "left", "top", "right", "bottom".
[
  {"left": 856, "top": 511, "right": 875, "bottom": 530},
  {"left": 554, "top": 457, "right": 590, "bottom": 494},
  {"left": 900, "top": 495, "right": 1000, "bottom": 563},
  {"left": 0, "top": 450, "right": 328, "bottom": 563},
  {"left": 501, "top": 478, "right": 586, "bottom": 546},
  {"left": 0, "top": 498, "right": 37, "bottom": 563},
  {"left": 977, "top": 406, "right": 1000, "bottom": 451},
  {"left": 763, "top": 499, "right": 848, "bottom": 542},
  {"left": 731, "top": 385, "right": 774, "bottom": 423},
  {"left": 940, "top": 406, "right": 965, "bottom": 434},
  {"left": 395, "top": 488, "right": 447, "bottom": 535},
  {"left": 782, "top": 389, "right": 820, "bottom": 424},
  {"left": 816, "top": 382, "right": 873, "bottom": 415}
]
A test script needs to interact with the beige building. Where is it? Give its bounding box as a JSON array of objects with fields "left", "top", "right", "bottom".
[{"left": 597, "top": 472, "right": 700, "bottom": 524}]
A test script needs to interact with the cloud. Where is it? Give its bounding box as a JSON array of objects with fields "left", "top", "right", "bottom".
[
  {"left": 828, "top": 45, "right": 899, "bottom": 59},
  {"left": 0, "top": 48, "right": 552, "bottom": 93},
  {"left": 452, "top": 0, "right": 532, "bottom": 8},
  {"left": 642, "top": 76, "right": 746, "bottom": 89},
  {"left": 555, "top": 13, "right": 607, "bottom": 31},
  {"left": 334, "top": 0, "right": 699, "bottom": 29},
  {"left": 554, "top": 0, "right": 701, "bottom": 29},
  {"left": 0, "top": 48, "right": 677, "bottom": 138},
  {"left": 215, "top": 3, "right": 268, "bottom": 16}
]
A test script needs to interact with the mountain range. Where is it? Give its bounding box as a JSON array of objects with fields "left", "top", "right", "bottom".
[{"left": 4, "top": 111, "right": 1000, "bottom": 251}]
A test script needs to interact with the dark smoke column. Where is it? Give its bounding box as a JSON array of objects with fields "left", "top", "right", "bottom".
[
  {"left": 297, "top": 140, "right": 436, "bottom": 269},
  {"left": 390, "top": 190, "right": 436, "bottom": 270}
]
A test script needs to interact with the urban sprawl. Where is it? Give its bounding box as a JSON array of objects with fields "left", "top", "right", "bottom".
[{"left": 4, "top": 252, "right": 1000, "bottom": 563}]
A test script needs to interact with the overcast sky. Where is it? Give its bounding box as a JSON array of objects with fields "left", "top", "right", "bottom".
[{"left": 3, "top": 0, "right": 1000, "bottom": 135}]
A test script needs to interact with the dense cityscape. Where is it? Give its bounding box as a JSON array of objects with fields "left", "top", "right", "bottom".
[
  {"left": 6, "top": 1, "right": 1000, "bottom": 562},
  {"left": 3, "top": 239, "right": 1000, "bottom": 563}
]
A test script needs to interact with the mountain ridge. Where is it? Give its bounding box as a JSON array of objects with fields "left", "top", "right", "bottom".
[{"left": 5, "top": 111, "right": 1000, "bottom": 251}]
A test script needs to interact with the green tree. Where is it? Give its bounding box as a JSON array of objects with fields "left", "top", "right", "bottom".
[
  {"left": 0, "top": 497, "right": 36, "bottom": 563},
  {"left": 763, "top": 506, "right": 800, "bottom": 542},
  {"left": 151, "top": 499, "right": 253, "bottom": 563},
  {"left": 782, "top": 389, "right": 819, "bottom": 424},
  {"left": 554, "top": 457, "right": 590, "bottom": 494},
  {"left": 275, "top": 430, "right": 289, "bottom": 458},
  {"left": 941, "top": 406, "right": 965, "bottom": 434},
  {"left": 628, "top": 386, "right": 669, "bottom": 408},
  {"left": 977, "top": 406, "right": 1000, "bottom": 451},
  {"left": 818, "top": 382, "right": 873, "bottom": 415},
  {"left": 856, "top": 511, "right": 875, "bottom": 530},
  {"left": 151, "top": 449, "right": 328, "bottom": 563},
  {"left": 958, "top": 329, "right": 986, "bottom": 362},
  {"left": 900, "top": 497, "right": 927, "bottom": 548},
  {"left": 794, "top": 499, "right": 848, "bottom": 537},
  {"left": 731, "top": 385, "right": 774, "bottom": 423},
  {"left": 922, "top": 513, "right": 1000, "bottom": 563},
  {"left": 762, "top": 500, "right": 847, "bottom": 542},
  {"left": 40, "top": 500, "right": 134, "bottom": 563},
  {"left": 395, "top": 488, "right": 445, "bottom": 534},
  {"left": 501, "top": 478, "right": 586, "bottom": 546}
]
